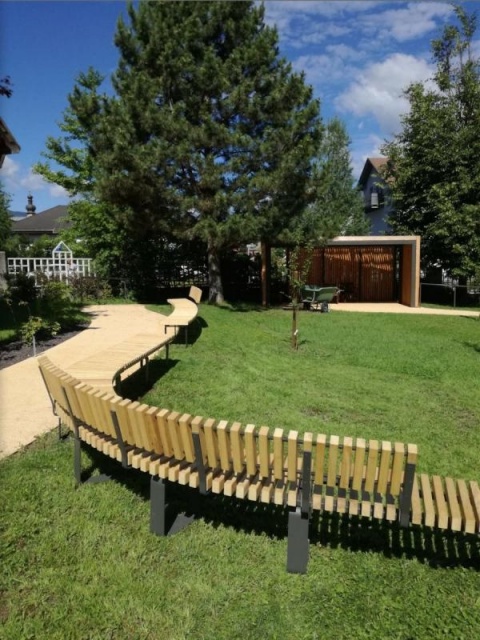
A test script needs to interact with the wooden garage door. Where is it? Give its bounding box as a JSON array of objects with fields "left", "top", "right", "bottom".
[{"left": 305, "top": 246, "right": 396, "bottom": 302}]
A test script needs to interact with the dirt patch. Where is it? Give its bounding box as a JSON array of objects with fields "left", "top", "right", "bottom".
[{"left": 0, "top": 326, "right": 87, "bottom": 371}]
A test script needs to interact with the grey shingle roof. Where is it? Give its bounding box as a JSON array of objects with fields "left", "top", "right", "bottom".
[{"left": 12, "top": 205, "right": 70, "bottom": 234}]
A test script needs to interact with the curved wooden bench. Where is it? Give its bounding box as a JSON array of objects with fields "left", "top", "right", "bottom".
[
  {"left": 39, "top": 353, "right": 428, "bottom": 573},
  {"left": 37, "top": 292, "right": 480, "bottom": 573},
  {"left": 164, "top": 285, "right": 202, "bottom": 345},
  {"left": 54, "top": 289, "right": 202, "bottom": 392}
]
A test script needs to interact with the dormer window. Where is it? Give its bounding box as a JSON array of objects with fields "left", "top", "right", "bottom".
[{"left": 369, "top": 186, "right": 384, "bottom": 209}]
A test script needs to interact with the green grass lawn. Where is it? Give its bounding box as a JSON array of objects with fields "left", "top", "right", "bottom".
[{"left": 1, "top": 305, "right": 479, "bottom": 639}]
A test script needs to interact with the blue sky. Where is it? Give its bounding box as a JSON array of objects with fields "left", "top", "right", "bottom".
[{"left": 1, "top": 1, "right": 476, "bottom": 213}]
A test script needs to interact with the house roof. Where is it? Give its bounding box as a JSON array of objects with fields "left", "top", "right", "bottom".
[
  {"left": 0, "top": 117, "right": 20, "bottom": 166},
  {"left": 357, "top": 157, "right": 388, "bottom": 187},
  {"left": 12, "top": 205, "right": 70, "bottom": 235}
]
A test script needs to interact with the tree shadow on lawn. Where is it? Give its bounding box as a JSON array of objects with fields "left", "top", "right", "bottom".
[{"left": 80, "top": 444, "right": 480, "bottom": 571}]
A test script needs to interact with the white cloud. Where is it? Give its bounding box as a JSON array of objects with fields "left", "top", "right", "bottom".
[
  {"left": 367, "top": 2, "right": 454, "bottom": 43},
  {"left": 336, "top": 53, "right": 434, "bottom": 135},
  {"left": 0, "top": 159, "right": 69, "bottom": 204},
  {"left": 0, "top": 156, "right": 20, "bottom": 179}
]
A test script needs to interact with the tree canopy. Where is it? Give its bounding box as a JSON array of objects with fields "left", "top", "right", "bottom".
[
  {"left": 382, "top": 4, "right": 480, "bottom": 278},
  {"left": 35, "top": 0, "right": 366, "bottom": 301},
  {"left": 92, "top": 0, "right": 323, "bottom": 302}
]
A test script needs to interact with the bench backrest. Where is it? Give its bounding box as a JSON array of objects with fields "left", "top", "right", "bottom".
[
  {"left": 188, "top": 286, "right": 202, "bottom": 304},
  {"left": 38, "top": 355, "right": 417, "bottom": 523}
]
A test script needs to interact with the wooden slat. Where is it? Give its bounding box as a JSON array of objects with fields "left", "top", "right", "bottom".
[
  {"left": 203, "top": 418, "right": 219, "bottom": 469},
  {"left": 312, "top": 434, "right": 327, "bottom": 512},
  {"left": 114, "top": 398, "right": 134, "bottom": 445},
  {"left": 457, "top": 479, "right": 476, "bottom": 534},
  {"left": 216, "top": 420, "right": 231, "bottom": 472},
  {"left": 420, "top": 473, "right": 436, "bottom": 528},
  {"left": 376, "top": 441, "right": 392, "bottom": 495},
  {"left": 155, "top": 408, "right": 172, "bottom": 458},
  {"left": 390, "top": 442, "right": 405, "bottom": 495},
  {"left": 244, "top": 424, "right": 257, "bottom": 477},
  {"left": 287, "top": 431, "right": 298, "bottom": 508},
  {"left": 145, "top": 406, "right": 164, "bottom": 455},
  {"left": 167, "top": 411, "right": 184, "bottom": 461},
  {"left": 349, "top": 437, "right": 366, "bottom": 517},
  {"left": 314, "top": 434, "right": 326, "bottom": 486},
  {"left": 432, "top": 475, "right": 449, "bottom": 529},
  {"left": 444, "top": 477, "right": 462, "bottom": 532},
  {"left": 237, "top": 424, "right": 255, "bottom": 499},
  {"left": 75, "top": 385, "right": 95, "bottom": 427},
  {"left": 364, "top": 440, "right": 379, "bottom": 492},
  {"left": 224, "top": 422, "right": 242, "bottom": 496},
  {"left": 337, "top": 436, "right": 351, "bottom": 514},
  {"left": 469, "top": 481, "right": 480, "bottom": 533},
  {"left": 326, "top": 435, "right": 339, "bottom": 487},
  {"left": 361, "top": 440, "right": 378, "bottom": 518},
  {"left": 230, "top": 422, "right": 244, "bottom": 474},
  {"left": 133, "top": 404, "right": 152, "bottom": 451},
  {"left": 339, "top": 437, "right": 352, "bottom": 490},
  {"left": 179, "top": 414, "right": 195, "bottom": 463},
  {"left": 273, "top": 428, "right": 285, "bottom": 506},
  {"left": 373, "top": 441, "right": 392, "bottom": 520},
  {"left": 258, "top": 427, "right": 270, "bottom": 479},
  {"left": 411, "top": 474, "right": 422, "bottom": 526},
  {"left": 324, "top": 435, "right": 339, "bottom": 513},
  {"left": 125, "top": 401, "right": 142, "bottom": 448}
]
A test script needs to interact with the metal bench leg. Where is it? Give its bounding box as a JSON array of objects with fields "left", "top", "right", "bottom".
[
  {"left": 150, "top": 476, "right": 196, "bottom": 537},
  {"left": 287, "top": 507, "right": 310, "bottom": 573},
  {"left": 150, "top": 476, "right": 167, "bottom": 536},
  {"left": 399, "top": 462, "right": 416, "bottom": 528}
]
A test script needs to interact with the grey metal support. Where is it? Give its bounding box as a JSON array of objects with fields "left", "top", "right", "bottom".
[
  {"left": 38, "top": 366, "right": 56, "bottom": 416},
  {"left": 301, "top": 450, "right": 312, "bottom": 516},
  {"left": 398, "top": 462, "right": 416, "bottom": 527},
  {"left": 150, "top": 476, "right": 196, "bottom": 537},
  {"left": 192, "top": 432, "right": 208, "bottom": 495},
  {"left": 61, "top": 388, "right": 79, "bottom": 439},
  {"left": 287, "top": 507, "right": 310, "bottom": 574},
  {"left": 73, "top": 435, "right": 82, "bottom": 486},
  {"left": 110, "top": 410, "right": 129, "bottom": 469},
  {"left": 150, "top": 476, "right": 167, "bottom": 536}
]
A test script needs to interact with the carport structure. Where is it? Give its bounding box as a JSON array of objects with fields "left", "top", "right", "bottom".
[{"left": 261, "top": 236, "right": 421, "bottom": 308}]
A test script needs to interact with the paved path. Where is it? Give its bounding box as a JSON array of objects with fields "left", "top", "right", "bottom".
[
  {"left": 0, "top": 305, "right": 167, "bottom": 460},
  {"left": 0, "top": 302, "right": 477, "bottom": 460},
  {"left": 331, "top": 302, "right": 479, "bottom": 317}
]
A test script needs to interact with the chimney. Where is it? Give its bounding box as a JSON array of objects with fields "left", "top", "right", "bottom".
[{"left": 26, "top": 193, "right": 36, "bottom": 216}]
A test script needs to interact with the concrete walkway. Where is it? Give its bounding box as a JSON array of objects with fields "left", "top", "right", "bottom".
[
  {"left": 0, "top": 302, "right": 478, "bottom": 460},
  {"left": 0, "top": 304, "right": 167, "bottom": 460},
  {"left": 331, "top": 302, "right": 479, "bottom": 317}
]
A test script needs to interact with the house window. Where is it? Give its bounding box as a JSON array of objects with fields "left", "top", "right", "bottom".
[{"left": 369, "top": 186, "right": 384, "bottom": 209}]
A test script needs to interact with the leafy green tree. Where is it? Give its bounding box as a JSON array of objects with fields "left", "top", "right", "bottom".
[
  {"left": 0, "top": 181, "right": 12, "bottom": 250},
  {"left": 382, "top": 5, "right": 480, "bottom": 278},
  {"left": 93, "top": 0, "right": 322, "bottom": 302}
]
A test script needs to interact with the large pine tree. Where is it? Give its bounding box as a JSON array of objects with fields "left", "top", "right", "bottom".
[{"left": 93, "top": 0, "right": 322, "bottom": 302}]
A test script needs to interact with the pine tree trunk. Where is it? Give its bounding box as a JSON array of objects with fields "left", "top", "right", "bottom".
[{"left": 207, "top": 243, "right": 224, "bottom": 304}]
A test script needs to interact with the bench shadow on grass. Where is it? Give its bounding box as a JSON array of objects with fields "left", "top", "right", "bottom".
[
  {"left": 118, "top": 316, "right": 208, "bottom": 399},
  {"left": 80, "top": 445, "right": 479, "bottom": 571}
]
